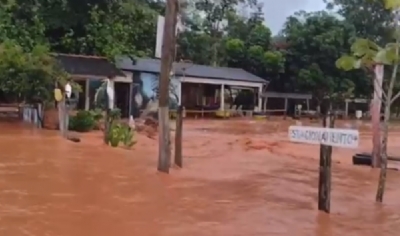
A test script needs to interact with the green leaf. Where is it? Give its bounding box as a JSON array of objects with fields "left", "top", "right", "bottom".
[
  {"left": 384, "top": 0, "right": 400, "bottom": 9},
  {"left": 336, "top": 55, "right": 360, "bottom": 70}
]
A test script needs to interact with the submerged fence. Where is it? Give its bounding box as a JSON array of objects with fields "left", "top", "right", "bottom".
[{"left": 21, "top": 104, "right": 43, "bottom": 127}]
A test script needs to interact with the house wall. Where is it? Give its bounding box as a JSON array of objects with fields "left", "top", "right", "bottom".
[
  {"left": 130, "top": 72, "right": 181, "bottom": 118},
  {"left": 128, "top": 71, "right": 265, "bottom": 117}
]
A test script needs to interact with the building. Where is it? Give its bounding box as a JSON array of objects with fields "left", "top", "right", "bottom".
[
  {"left": 117, "top": 57, "right": 268, "bottom": 118},
  {"left": 54, "top": 55, "right": 268, "bottom": 118},
  {"left": 54, "top": 54, "right": 131, "bottom": 116}
]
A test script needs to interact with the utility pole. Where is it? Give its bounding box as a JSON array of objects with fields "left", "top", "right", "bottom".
[{"left": 158, "top": 0, "right": 179, "bottom": 173}]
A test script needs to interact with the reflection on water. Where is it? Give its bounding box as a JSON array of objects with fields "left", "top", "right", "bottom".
[{"left": 0, "top": 121, "right": 400, "bottom": 236}]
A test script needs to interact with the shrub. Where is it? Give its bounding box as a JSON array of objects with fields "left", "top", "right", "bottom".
[
  {"left": 107, "top": 123, "right": 136, "bottom": 148},
  {"left": 69, "top": 110, "right": 96, "bottom": 132}
]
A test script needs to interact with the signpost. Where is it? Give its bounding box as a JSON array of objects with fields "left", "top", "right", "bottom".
[
  {"left": 288, "top": 123, "right": 359, "bottom": 213},
  {"left": 288, "top": 126, "right": 359, "bottom": 148}
]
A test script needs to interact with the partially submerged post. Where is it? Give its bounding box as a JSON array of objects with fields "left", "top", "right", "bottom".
[
  {"left": 157, "top": 0, "right": 179, "bottom": 173},
  {"left": 288, "top": 116, "right": 359, "bottom": 213},
  {"left": 318, "top": 110, "right": 335, "bottom": 213},
  {"left": 103, "top": 77, "right": 115, "bottom": 144},
  {"left": 371, "top": 65, "right": 384, "bottom": 168},
  {"left": 55, "top": 82, "right": 72, "bottom": 138},
  {"left": 174, "top": 105, "right": 183, "bottom": 167}
]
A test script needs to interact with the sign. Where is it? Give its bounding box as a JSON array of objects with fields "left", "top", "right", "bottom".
[
  {"left": 105, "top": 79, "right": 114, "bottom": 110},
  {"left": 65, "top": 83, "right": 72, "bottom": 98},
  {"left": 155, "top": 15, "right": 183, "bottom": 58},
  {"left": 288, "top": 126, "right": 359, "bottom": 148}
]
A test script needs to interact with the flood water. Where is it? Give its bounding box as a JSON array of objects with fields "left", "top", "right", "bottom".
[{"left": 1, "top": 120, "right": 400, "bottom": 236}]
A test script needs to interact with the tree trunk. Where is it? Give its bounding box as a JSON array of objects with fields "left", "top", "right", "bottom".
[
  {"left": 157, "top": 0, "right": 178, "bottom": 173},
  {"left": 376, "top": 101, "right": 390, "bottom": 202},
  {"left": 371, "top": 99, "right": 382, "bottom": 168},
  {"left": 318, "top": 110, "right": 335, "bottom": 213}
]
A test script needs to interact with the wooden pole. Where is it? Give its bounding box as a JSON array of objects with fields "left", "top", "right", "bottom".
[
  {"left": 158, "top": 0, "right": 178, "bottom": 173},
  {"left": 58, "top": 98, "right": 67, "bottom": 137},
  {"left": 174, "top": 105, "right": 183, "bottom": 167},
  {"left": 371, "top": 65, "right": 383, "bottom": 168},
  {"left": 64, "top": 102, "right": 69, "bottom": 138},
  {"left": 103, "top": 109, "right": 110, "bottom": 144},
  {"left": 318, "top": 110, "right": 334, "bottom": 213}
]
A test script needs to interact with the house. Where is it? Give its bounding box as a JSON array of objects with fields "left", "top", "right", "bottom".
[
  {"left": 117, "top": 57, "right": 268, "bottom": 118},
  {"left": 54, "top": 54, "right": 131, "bottom": 116}
]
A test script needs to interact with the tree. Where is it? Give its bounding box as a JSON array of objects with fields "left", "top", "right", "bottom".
[
  {"left": 0, "top": 1, "right": 47, "bottom": 51},
  {"left": 336, "top": 0, "right": 400, "bottom": 202},
  {"left": 325, "top": 0, "right": 394, "bottom": 45},
  {"left": 280, "top": 11, "right": 370, "bottom": 103},
  {"left": 0, "top": 0, "right": 162, "bottom": 59},
  {"left": 0, "top": 41, "right": 69, "bottom": 104}
]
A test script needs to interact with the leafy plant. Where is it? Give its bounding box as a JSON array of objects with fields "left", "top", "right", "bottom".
[
  {"left": 89, "top": 108, "right": 103, "bottom": 121},
  {"left": 108, "top": 123, "right": 122, "bottom": 147},
  {"left": 121, "top": 125, "right": 136, "bottom": 147},
  {"left": 0, "top": 40, "right": 71, "bottom": 104},
  {"left": 107, "top": 123, "right": 136, "bottom": 148},
  {"left": 69, "top": 110, "right": 96, "bottom": 132},
  {"left": 335, "top": 0, "right": 400, "bottom": 203}
]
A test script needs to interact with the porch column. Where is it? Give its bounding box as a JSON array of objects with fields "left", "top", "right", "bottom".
[
  {"left": 84, "top": 79, "right": 90, "bottom": 110},
  {"left": 258, "top": 85, "right": 262, "bottom": 111},
  {"left": 263, "top": 97, "right": 268, "bottom": 111},
  {"left": 284, "top": 98, "right": 288, "bottom": 117},
  {"left": 128, "top": 83, "right": 133, "bottom": 116},
  {"left": 220, "top": 84, "right": 225, "bottom": 110}
]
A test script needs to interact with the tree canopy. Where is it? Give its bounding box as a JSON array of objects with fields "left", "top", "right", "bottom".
[{"left": 0, "top": 0, "right": 399, "bottom": 103}]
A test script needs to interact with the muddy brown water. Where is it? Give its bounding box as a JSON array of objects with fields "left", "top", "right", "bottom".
[{"left": 1, "top": 120, "right": 400, "bottom": 236}]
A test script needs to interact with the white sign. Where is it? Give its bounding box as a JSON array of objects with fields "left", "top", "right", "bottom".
[
  {"left": 288, "top": 126, "right": 359, "bottom": 148},
  {"left": 65, "top": 83, "right": 72, "bottom": 98},
  {"left": 105, "top": 79, "right": 114, "bottom": 109},
  {"left": 155, "top": 15, "right": 183, "bottom": 58}
]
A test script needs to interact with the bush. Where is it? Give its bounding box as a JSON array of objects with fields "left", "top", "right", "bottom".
[
  {"left": 69, "top": 110, "right": 96, "bottom": 132},
  {"left": 107, "top": 123, "right": 136, "bottom": 148}
]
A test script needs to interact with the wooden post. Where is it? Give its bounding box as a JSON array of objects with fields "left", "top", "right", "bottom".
[
  {"left": 174, "top": 105, "right": 183, "bottom": 167},
  {"left": 158, "top": 0, "right": 178, "bottom": 173},
  {"left": 284, "top": 98, "right": 288, "bottom": 119},
  {"left": 58, "top": 98, "right": 67, "bottom": 137},
  {"left": 64, "top": 102, "right": 69, "bottom": 137},
  {"left": 318, "top": 111, "right": 334, "bottom": 213},
  {"left": 103, "top": 109, "right": 110, "bottom": 144},
  {"left": 372, "top": 65, "right": 383, "bottom": 168}
]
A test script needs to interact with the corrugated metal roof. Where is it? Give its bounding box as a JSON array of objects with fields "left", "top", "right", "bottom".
[
  {"left": 116, "top": 57, "right": 267, "bottom": 84},
  {"left": 55, "top": 54, "right": 125, "bottom": 77}
]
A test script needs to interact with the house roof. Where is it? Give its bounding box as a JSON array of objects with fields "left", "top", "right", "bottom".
[
  {"left": 54, "top": 54, "right": 125, "bottom": 77},
  {"left": 116, "top": 57, "right": 267, "bottom": 84}
]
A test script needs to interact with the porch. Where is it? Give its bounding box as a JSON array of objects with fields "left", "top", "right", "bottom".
[
  {"left": 117, "top": 57, "right": 267, "bottom": 119},
  {"left": 180, "top": 77, "right": 263, "bottom": 117},
  {"left": 55, "top": 54, "right": 131, "bottom": 117}
]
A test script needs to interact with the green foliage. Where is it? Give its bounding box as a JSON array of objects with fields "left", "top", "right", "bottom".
[
  {"left": 108, "top": 123, "right": 136, "bottom": 148},
  {"left": 280, "top": 11, "right": 363, "bottom": 100},
  {"left": 89, "top": 108, "right": 103, "bottom": 121},
  {"left": 0, "top": 0, "right": 392, "bottom": 106},
  {"left": 69, "top": 110, "right": 96, "bottom": 132},
  {"left": 0, "top": 40, "right": 70, "bottom": 103},
  {"left": 326, "top": 0, "right": 394, "bottom": 45}
]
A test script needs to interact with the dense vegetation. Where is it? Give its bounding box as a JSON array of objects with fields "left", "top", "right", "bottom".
[{"left": 0, "top": 0, "right": 398, "bottom": 103}]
